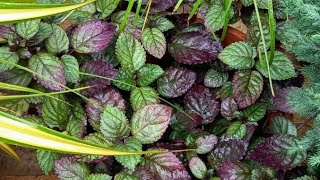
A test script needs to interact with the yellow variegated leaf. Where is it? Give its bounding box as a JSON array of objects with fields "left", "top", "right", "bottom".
[
  {"left": 0, "top": 142, "right": 20, "bottom": 161},
  {"left": 0, "top": 111, "right": 165, "bottom": 156}
]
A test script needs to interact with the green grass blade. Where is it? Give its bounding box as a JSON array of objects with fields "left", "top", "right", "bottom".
[
  {"left": 221, "top": 0, "right": 232, "bottom": 41},
  {"left": 118, "top": 0, "right": 134, "bottom": 34},
  {"left": 134, "top": 0, "right": 142, "bottom": 26},
  {"left": 268, "top": 0, "right": 276, "bottom": 65},
  {"left": 173, "top": 0, "right": 183, "bottom": 13},
  {"left": 188, "top": 0, "right": 202, "bottom": 20},
  {"left": 253, "top": 0, "right": 275, "bottom": 96}
]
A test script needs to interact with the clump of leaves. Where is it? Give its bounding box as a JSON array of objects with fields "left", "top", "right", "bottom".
[{"left": 0, "top": 0, "right": 316, "bottom": 179}]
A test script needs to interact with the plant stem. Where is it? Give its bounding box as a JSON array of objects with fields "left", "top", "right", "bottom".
[{"left": 142, "top": 0, "right": 152, "bottom": 32}]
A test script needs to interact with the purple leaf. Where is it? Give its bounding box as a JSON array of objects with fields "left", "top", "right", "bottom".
[
  {"left": 143, "top": 148, "right": 191, "bottom": 180},
  {"left": 196, "top": 134, "right": 218, "bottom": 154},
  {"left": 133, "top": 166, "right": 158, "bottom": 180},
  {"left": 0, "top": 25, "right": 15, "bottom": 39},
  {"left": 184, "top": 85, "right": 220, "bottom": 124},
  {"left": 189, "top": 157, "right": 207, "bottom": 179},
  {"left": 71, "top": 20, "right": 116, "bottom": 53},
  {"left": 217, "top": 161, "right": 251, "bottom": 180},
  {"left": 169, "top": 32, "right": 223, "bottom": 64},
  {"left": 143, "top": 0, "right": 178, "bottom": 12},
  {"left": 232, "top": 70, "right": 263, "bottom": 108},
  {"left": 247, "top": 135, "right": 307, "bottom": 170},
  {"left": 272, "top": 87, "right": 297, "bottom": 113},
  {"left": 79, "top": 60, "right": 117, "bottom": 95},
  {"left": 170, "top": 112, "right": 202, "bottom": 130},
  {"left": 55, "top": 156, "right": 90, "bottom": 180},
  {"left": 86, "top": 87, "right": 125, "bottom": 131},
  {"left": 221, "top": 97, "right": 239, "bottom": 120},
  {"left": 157, "top": 67, "right": 196, "bottom": 98},
  {"left": 208, "top": 139, "right": 248, "bottom": 167}
]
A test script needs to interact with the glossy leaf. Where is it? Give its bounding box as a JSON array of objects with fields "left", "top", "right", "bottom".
[
  {"left": 204, "top": 69, "right": 228, "bottom": 88},
  {"left": 232, "top": 70, "right": 263, "bottom": 108},
  {"left": 0, "top": 47, "right": 19, "bottom": 73},
  {"left": 243, "top": 103, "right": 266, "bottom": 122},
  {"left": 71, "top": 20, "right": 116, "bottom": 53},
  {"left": 226, "top": 121, "right": 247, "bottom": 139},
  {"left": 217, "top": 161, "right": 251, "bottom": 180},
  {"left": 256, "top": 51, "right": 296, "bottom": 80},
  {"left": 221, "top": 97, "right": 239, "bottom": 121},
  {"left": 130, "top": 87, "right": 159, "bottom": 111},
  {"left": 137, "top": 64, "right": 164, "bottom": 87},
  {"left": 61, "top": 55, "right": 79, "bottom": 83},
  {"left": 115, "top": 138, "right": 142, "bottom": 171},
  {"left": 29, "top": 52, "right": 66, "bottom": 91},
  {"left": 184, "top": 85, "right": 220, "bottom": 124},
  {"left": 96, "top": 0, "right": 120, "bottom": 18},
  {"left": 55, "top": 156, "right": 90, "bottom": 180},
  {"left": 36, "top": 150, "right": 60, "bottom": 175},
  {"left": 189, "top": 157, "right": 207, "bottom": 179},
  {"left": 157, "top": 67, "right": 196, "bottom": 98},
  {"left": 248, "top": 135, "right": 307, "bottom": 170},
  {"left": 169, "top": 32, "right": 223, "bottom": 64},
  {"left": 100, "top": 105, "right": 130, "bottom": 142},
  {"left": 131, "top": 104, "right": 172, "bottom": 144},
  {"left": 142, "top": 148, "right": 191, "bottom": 180},
  {"left": 16, "top": 19, "right": 40, "bottom": 40},
  {"left": 269, "top": 116, "right": 297, "bottom": 136},
  {"left": 141, "top": 28, "right": 166, "bottom": 59},
  {"left": 219, "top": 42, "right": 257, "bottom": 70},
  {"left": 116, "top": 32, "right": 146, "bottom": 71},
  {"left": 45, "top": 24, "right": 69, "bottom": 54}
]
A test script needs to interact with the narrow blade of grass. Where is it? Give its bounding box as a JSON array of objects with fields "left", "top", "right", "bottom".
[
  {"left": 188, "top": 0, "right": 202, "bottom": 20},
  {"left": 118, "top": 0, "right": 135, "bottom": 34},
  {"left": 134, "top": 0, "right": 142, "bottom": 26},
  {"left": 173, "top": 0, "right": 183, "bottom": 13},
  {"left": 268, "top": 0, "right": 276, "bottom": 65},
  {"left": 0, "top": 142, "right": 20, "bottom": 161},
  {"left": 142, "top": 0, "right": 152, "bottom": 32},
  {"left": 221, "top": 0, "right": 232, "bottom": 41}
]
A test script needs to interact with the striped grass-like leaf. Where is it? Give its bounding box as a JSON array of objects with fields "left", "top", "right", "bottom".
[{"left": 0, "top": 142, "right": 20, "bottom": 161}]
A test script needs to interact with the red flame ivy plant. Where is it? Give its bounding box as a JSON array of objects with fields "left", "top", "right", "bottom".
[{"left": 0, "top": 0, "right": 317, "bottom": 179}]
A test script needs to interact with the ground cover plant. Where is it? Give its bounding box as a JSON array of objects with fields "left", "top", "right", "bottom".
[{"left": 0, "top": 0, "right": 319, "bottom": 179}]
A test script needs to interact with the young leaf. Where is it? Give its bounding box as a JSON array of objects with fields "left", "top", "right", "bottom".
[
  {"left": 184, "top": 85, "right": 220, "bottom": 124},
  {"left": 269, "top": 116, "right": 297, "bottom": 136},
  {"left": 86, "top": 174, "right": 112, "bottom": 180},
  {"left": 256, "top": 51, "right": 296, "bottom": 80},
  {"left": 157, "top": 67, "right": 196, "bottom": 98},
  {"left": 96, "top": 0, "right": 120, "bottom": 18},
  {"left": 248, "top": 135, "right": 307, "bottom": 170},
  {"left": 232, "top": 70, "right": 263, "bottom": 108},
  {"left": 169, "top": 32, "right": 223, "bottom": 64},
  {"left": 27, "top": 22, "right": 52, "bottom": 46},
  {"left": 86, "top": 87, "right": 125, "bottom": 131},
  {"left": 113, "top": 67, "right": 136, "bottom": 91},
  {"left": 0, "top": 47, "right": 19, "bottom": 73},
  {"left": 226, "top": 121, "right": 247, "bottom": 139},
  {"left": 189, "top": 157, "right": 207, "bottom": 179},
  {"left": 142, "top": 148, "right": 191, "bottom": 180},
  {"left": 55, "top": 156, "right": 90, "bottom": 180},
  {"left": 36, "top": 150, "right": 60, "bottom": 175},
  {"left": 130, "top": 87, "right": 159, "bottom": 111},
  {"left": 243, "top": 103, "right": 266, "bottom": 122},
  {"left": 42, "top": 94, "right": 70, "bottom": 129},
  {"left": 29, "top": 52, "right": 66, "bottom": 91},
  {"left": 66, "top": 101, "right": 87, "bottom": 138},
  {"left": 61, "top": 55, "right": 79, "bottom": 83},
  {"left": 115, "top": 138, "right": 142, "bottom": 171},
  {"left": 131, "top": 104, "right": 172, "bottom": 144},
  {"left": 141, "top": 28, "right": 166, "bottom": 59},
  {"left": 116, "top": 32, "right": 146, "bottom": 71},
  {"left": 196, "top": 134, "right": 218, "bottom": 154},
  {"left": 217, "top": 161, "right": 251, "bottom": 180},
  {"left": 150, "top": 16, "right": 175, "bottom": 32},
  {"left": 221, "top": 97, "right": 239, "bottom": 121},
  {"left": 100, "top": 105, "right": 130, "bottom": 142},
  {"left": 16, "top": 19, "right": 40, "bottom": 40},
  {"left": 71, "top": 20, "right": 116, "bottom": 53},
  {"left": 204, "top": 69, "right": 228, "bottom": 88},
  {"left": 45, "top": 24, "right": 69, "bottom": 54},
  {"left": 208, "top": 139, "right": 248, "bottom": 167},
  {"left": 137, "top": 64, "right": 164, "bottom": 87},
  {"left": 219, "top": 42, "right": 257, "bottom": 70}
]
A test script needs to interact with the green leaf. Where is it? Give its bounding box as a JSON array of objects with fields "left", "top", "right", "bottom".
[
  {"left": 114, "top": 172, "right": 139, "bottom": 180},
  {"left": 141, "top": 28, "right": 166, "bottom": 59},
  {"left": 96, "top": 0, "right": 120, "bottom": 18},
  {"left": 0, "top": 47, "right": 19, "bottom": 73},
  {"left": 115, "top": 138, "right": 142, "bottom": 171},
  {"left": 137, "top": 64, "right": 164, "bottom": 86},
  {"left": 256, "top": 51, "right": 296, "bottom": 80},
  {"left": 86, "top": 174, "right": 112, "bottom": 180},
  {"left": 240, "top": 0, "right": 253, "bottom": 6},
  {"left": 243, "top": 103, "right": 266, "bottom": 122},
  {"left": 28, "top": 52, "right": 66, "bottom": 91},
  {"left": 55, "top": 157, "right": 90, "bottom": 180},
  {"left": 0, "top": 99, "right": 29, "bottom": 116},
  {"left": 16, "top": 19, "right": 40, "bottom": 40},
  {"left": 100, "top": 105, "right": 130, "bottom": 142},
  {"left": 219, "top": 42, "right": 257, "bottom": 70},
  {"left": 226, "top": 121, "right": 247, "bottom": 139},
  {"left": 205, "top": 0, "right": 233, "bottom": 32},
  {"left": 0, "top": 68, "right": 32, "bottom": 87},
  {"left": 61, "top": 55, "right": 80, "bottom": 83},
  {"left": 27, "top": 22, "right": 52, "bottom": 46},
  {"left": 232, "top": 70, "right": 263, "bottom": 108},
  {"left": 42, "top": 94, "right": 70, "bottom": 129},
  {"left": 269, "top": 116, "right": 297, "bottom": 136},
  {"left": 240, "top": 0, "right": 267, "bottom": 8},
  {"left": 130, "top": 87, "right": 159, "bottom": 111},
  {"left": 116, "top": 32, "right": 146, "bottom": 71},
  {"left": 204, "top": 69, "right": 228, "bottom": 88},
  {"left": 189, "top": 157, "right": 207, "bottom": 179},
  {"left": 113, "top": 67, "right": 136, "bottom": 91},
  {"left": 151, "top": 16, "right": 175, "bottom": 32},
  {"left": 45, "top": 24, "right": 69, "bottom": 54},
  {"left": 218, "top": 81, "right": 233, "bottom": 100},
  {"left": 66, "top": 101, "right": 86, "bottom": 138},
  {"left": 131, "top": 104, "right": 172, "bottom": 144},
  {"left": 36, "top": 150, "right": 60, "bottom": 175}
]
